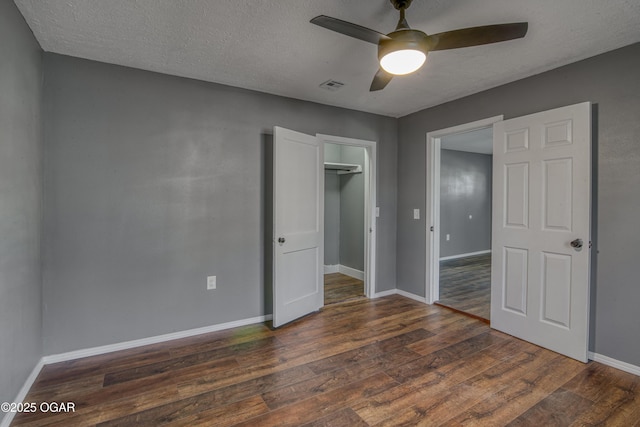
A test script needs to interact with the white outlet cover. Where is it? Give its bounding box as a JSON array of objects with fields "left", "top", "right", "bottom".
[
  {"left": 413, "top": 209, "right": 420, "bottom": 220},
  {"left": 207, "top": 276, "right": 216, "bottom": 290}
]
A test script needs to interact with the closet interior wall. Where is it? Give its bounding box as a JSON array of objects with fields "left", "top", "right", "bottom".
[{"left": 324, "top": 143, "right": 365, "bottom": 274}]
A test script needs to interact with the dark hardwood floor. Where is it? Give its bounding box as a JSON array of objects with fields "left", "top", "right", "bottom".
[
  {"left": 437, "top": 253, "right": 491, "bottom": 321},
  {"left": 324, "top": 273, "right": 364, "bottom": 305},
  {"left": 11, "top": 295, "right": 640, "bottom": 426}
]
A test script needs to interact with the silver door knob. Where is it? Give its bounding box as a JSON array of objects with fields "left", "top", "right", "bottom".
[
  {"left": 570, "top": 238, "right": 583, "bottom": 249},
  {"left": 278, "top": 237, "right": 286, "bottom": 244}
]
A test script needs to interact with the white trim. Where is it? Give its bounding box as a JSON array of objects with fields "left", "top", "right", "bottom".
[
  {"left": 439, "top": 249, "right": 492, "bottom": 261},
  {"left": 2, "top": 314, "right": 272, "bottom": 426},
  {"left": 324, "top": 264, "right": 339, "bottom": 274},
  {"left": 372, "top": 289, "right": 397, "bottom": 299},
  {"left": 42, "top": 315, "right": 272, "bottom": 364},
  {"left": 324, "top": 264, "right": 364, "bottom": 278},
  {"left": 589, "top": 352, "right": 640, "bottom": 376},
  {"left": 338, "top": 265, "right": 365, "bottom": 281},
  {"left": 1, "top": 358, "right": 46, "bottom": 427},
  {"left": 317, "top": 134, "right": 377, "bottom": 298},
  {"left": 396, "top": 289, "right": 429, "bottom": 304},
  {"left": 426, "top": 115, "right": 503, "bottom": 304},
  {"left": 371, "top": 288, "right": 428, "bottom": 303}
]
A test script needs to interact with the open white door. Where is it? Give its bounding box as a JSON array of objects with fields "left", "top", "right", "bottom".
[
  {"left": 491, "top": 102, "right": 591, "bottom": 362},
  {"left": 272, "top": 126, "right": 324, "bottom": 328}
]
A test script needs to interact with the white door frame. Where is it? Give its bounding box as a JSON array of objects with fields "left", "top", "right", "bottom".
[
  {"left": 425, "top": 116, "right": 503, "bottom": 304},
  {"left": 317, "top": 134, "right": 377, "bottom": 298}
]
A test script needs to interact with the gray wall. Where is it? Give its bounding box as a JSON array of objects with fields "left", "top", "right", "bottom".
[
  {"left": 338, "top": 145, "right": 365, "bottom": 271},
  {"left": 324, "top": 143, "right": 341, "bottom": 266},
  {"left": 439, "top": 149, "right": 492, "bottom": 258},
  {"left": 0, "top": 1, "right": 43, "bottom": 401},
  {"left": 324, "top": 174, "right": 341, "bottom": 265},
  {"left": 397, "top": 42, "right": 640, "bottom": 366},
  {"left": 42, "top": 54, "right": 397, "bottom": 354}
]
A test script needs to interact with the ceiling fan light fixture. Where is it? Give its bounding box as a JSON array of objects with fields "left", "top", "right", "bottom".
[{"left": 380, "top": 48, "right": 426, "bottom": 75}]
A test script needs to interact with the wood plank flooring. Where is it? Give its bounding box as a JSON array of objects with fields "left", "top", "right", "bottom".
[
  {"left": 11, "top": 295, "right": 640, "bottom": 426},
  {"left": 437, "top": 253, "right": 491, "bottom": 321},
  {"left": 324, "top": 273, "right": 364, "bottom": 305}
]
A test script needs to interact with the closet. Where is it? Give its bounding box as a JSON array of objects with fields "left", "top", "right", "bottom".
[{"left": 323, "top": 143, "right": 366, "bottom": 302}]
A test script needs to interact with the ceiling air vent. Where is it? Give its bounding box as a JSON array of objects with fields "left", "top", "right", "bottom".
[{"left": 319, "top": 79, "right": 345, "bottom": 91}]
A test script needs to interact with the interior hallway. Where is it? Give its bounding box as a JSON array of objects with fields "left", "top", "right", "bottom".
[{"left": 437, "top": 253, "right": 492, "bottom": 322}]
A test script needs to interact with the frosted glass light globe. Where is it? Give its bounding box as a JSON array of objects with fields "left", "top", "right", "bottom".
[{"left": 380, "top": 49, "right": 426, "bottom": 75}]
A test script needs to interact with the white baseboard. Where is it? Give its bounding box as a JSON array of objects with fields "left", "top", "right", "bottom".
[
  {"left": 324, "top": 264, "right": 339, "bottom": 274},
  {"left": 42, "top": 315, "right": 272, "bottom": 365},
  {"left": 372, "top": 289, "right": 397, "bottom": 299},
  {"left": 371, "top": 288, "right": 428, "bottom": 304},
  {"left": 338, "top": 265, "right": 365, "bottom": 280},
  {"left": 2, "top": 314, "right": 272, "bottom": 426},
  {"left": 396, "top": 289, "right": 429, "bottom": 304},
  {"left": 324, "top": 264, "right": 365, "bottom": 280},
  {"left": 440, "top": 249, "right": 491, "bottom": 261},
  {"left": 589, "top": 351, "right": 640, "bottom": 376},
  {"left": 1, "top": 358, "right": 46, "bottom": 427}
]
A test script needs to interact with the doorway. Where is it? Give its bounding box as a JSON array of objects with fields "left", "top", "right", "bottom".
[
  {"left": 424, "top": 103, "right": 592, "bottom": 362},
  {"left": 319, "top": 135, "right": 376, "bottom": 304},
  {"left": 271, "top": 128, "right": 376, "bottom": 327},
  {"left": 437, "top": 130, "right": 494, "bottom": 321},
  {"left": 425, "top": 116, "right": 503, "bottom": 320}
]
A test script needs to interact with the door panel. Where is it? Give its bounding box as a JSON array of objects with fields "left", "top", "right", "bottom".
[
  {"left": 504, "top": 163, "right": 529, "bottom": 228},
  {"left": 273, "top": 127, "right": 323, "bottom": 328},
  {"left": 503, "top": 246, "right": 528, "bottom": 315},
  {"left": 540, "top": 252, "right": 572, "bottom": 327},
  {"left": 491, "top": 102, "right": 591, "bottom": 362},
  {"left": 542, "top": 158, "right": 573, "bottom": 231}
]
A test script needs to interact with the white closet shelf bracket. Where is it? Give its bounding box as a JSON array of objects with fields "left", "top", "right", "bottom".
[{"left": 324, "top": 162, "right": 362, "bottom": 175}]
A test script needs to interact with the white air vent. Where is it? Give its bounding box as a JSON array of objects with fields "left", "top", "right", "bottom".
[{"left": 319, "top": 79, "right": 345, "bottom": 91}]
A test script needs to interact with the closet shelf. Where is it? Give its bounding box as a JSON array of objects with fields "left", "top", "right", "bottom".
[{"left": 324, "top": 162, "right": 362, "bottom": 175}]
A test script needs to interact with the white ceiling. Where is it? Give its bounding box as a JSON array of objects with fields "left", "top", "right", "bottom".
[
  {"left": 441, "top": 127, "right": 493, "bottom": 155},
  {"left": 15, "top": 0, "right": 640, "bottom": 118}
]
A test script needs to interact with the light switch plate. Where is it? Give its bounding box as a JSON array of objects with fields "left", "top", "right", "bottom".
[
  {"left": 207, "top": 276, "right": 216, "bottom": 290},
  {"left": 413, "top": 209, "right": 420, "bottom": 220}
]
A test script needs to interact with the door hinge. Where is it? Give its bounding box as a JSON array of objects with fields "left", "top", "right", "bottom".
[{"left": 430, "top": 226, "right": 434, "bottom": 232}]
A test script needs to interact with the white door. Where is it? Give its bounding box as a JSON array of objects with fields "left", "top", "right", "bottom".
[
  {"left": 273, "top": 126, "right": 324, "bottom": 327},
  {"left": 491, "top": 102, "right": 591, "bottom": 362}
]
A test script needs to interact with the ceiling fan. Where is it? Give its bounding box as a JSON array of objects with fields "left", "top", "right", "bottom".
[{"left": 311, "top": 0, "right": 528, "bottom": 91}]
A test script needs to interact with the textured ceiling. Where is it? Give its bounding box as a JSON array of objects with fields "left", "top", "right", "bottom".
[
  {"left": 442, "top": 127, "right": 493, "bottom": 155},
  {"left": 15, "top": 0, "right": 640, "bottom": 117}
]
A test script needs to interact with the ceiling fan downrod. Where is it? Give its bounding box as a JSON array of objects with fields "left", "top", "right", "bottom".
[{"left": 391, "top": 0, "right": 413, "bottom": 30}]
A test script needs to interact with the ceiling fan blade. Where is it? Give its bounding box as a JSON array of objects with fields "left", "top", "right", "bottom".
[
  {"left": 428, "top": 22, "right": 528, "bottom": 51},
  {"left": 311, "top": 15, "right": 391, "bottom": 45},
  {"left": 370, "top": 68, "right": 393, "bottom": 91}
]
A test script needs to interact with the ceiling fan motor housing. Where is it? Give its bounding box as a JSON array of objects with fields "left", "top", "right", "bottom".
[{"left": 378, "top": 29, "right": 432, "bottom": 61}]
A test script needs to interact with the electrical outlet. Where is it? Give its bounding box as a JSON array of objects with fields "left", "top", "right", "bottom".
[
  {"left": 446, "top": 234, "right": 450, "bottom": 241},
  {"left": 413, "top": 209, "right": 420, "bottom": 219},
  {"left": 207, "top": 276, "right": 216, "bottom": 290}
]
